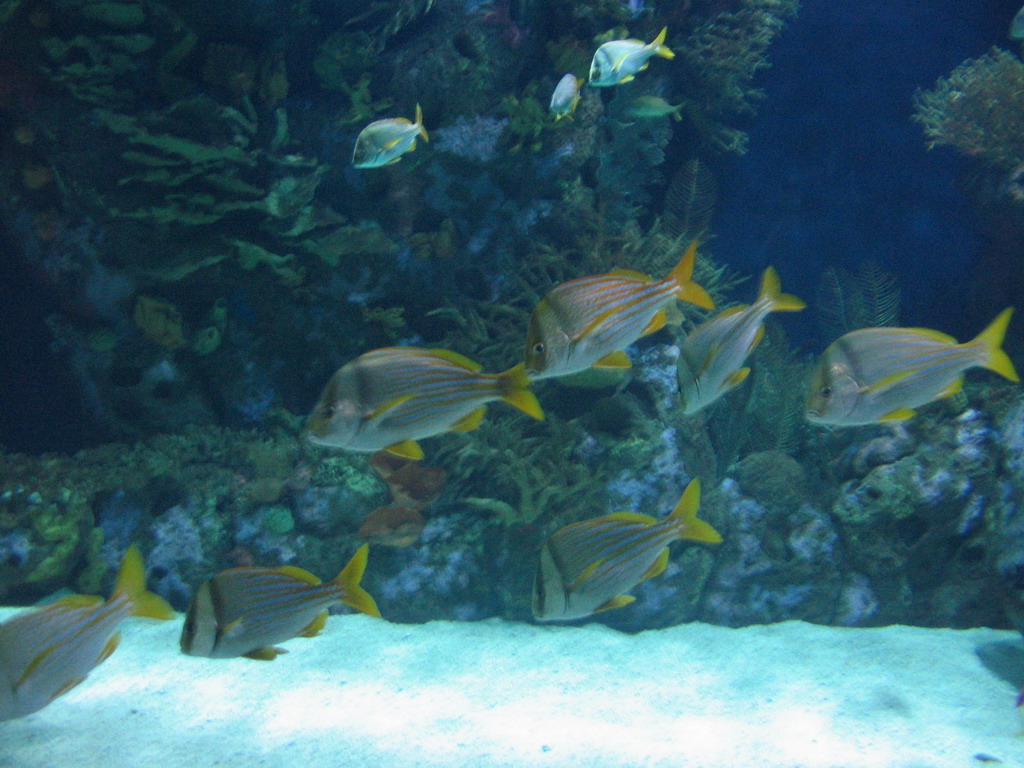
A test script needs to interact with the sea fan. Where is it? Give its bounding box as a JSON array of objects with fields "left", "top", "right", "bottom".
[
  {"left": 662, "top": 157, "right": 717, "bottom": 242},
  {"left": 816, "top": 262, "right": 900, "bottom": 343}
]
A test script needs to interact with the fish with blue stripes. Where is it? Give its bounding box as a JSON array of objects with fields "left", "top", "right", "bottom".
[
  {"left": 352, "top": 104, "right": 428, "bottom": 168},
  {"left": 805, "top": 307, "right": 1019, "bottom": 426},
  {"left": 678, "top": 266, "right": 805, "bottom": 415},
  {"left": 525, "top": 240, "right": 714, "bottom": 380},
  {"left": 532, "top": 479, "right": 721, "bottom": 622},
  {"left": 588, "top": 27, "right": 675, "bottom": 87},
  {"left": 305, "top": 347, "right": 544, "bottom": 460},
  {"left": 180, "top": 544, "right": 381, "bottom": 660},
  {"left": 0, "top": 545, "right": 174, "bottom": 721}
]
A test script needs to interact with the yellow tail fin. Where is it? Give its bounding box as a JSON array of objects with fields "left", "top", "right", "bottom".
[
  {"left": 334, "top": 544, "right": 382, "bottom": 618},
  {"left": 758, "top": 267, "right": 806, "bottom": 312},
  {"left": 651, "top": 27, "right": 675, "bottom": 59},
  {"left": 972, "top": 307, "right": 1020, "bottom": 382},
  {"left": 415, "top": 104, "right": 429, "bottom": 142},
  {"left": 667, "top": 478, "right": 722, "bottom": 544},
  {"left": 669, "top": 241, "right": 714, "bottom": 310},
  {"left": 497, "top": 363, "right": 545, "bottom": 420},
  {"left": 115, "top": 545, "right": 175, "bottom": 620}
]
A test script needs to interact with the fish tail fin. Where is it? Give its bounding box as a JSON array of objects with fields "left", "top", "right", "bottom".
[
  {"left": 758, "top": 267, "right": 806, "bottom": 312},
  {"left": 115, "top": 545, "right": 175, "bottom": 620},
  {"left": 415, "top": 104, "right": 429, "bottom": 142},
  {"left": 669, "top": 240, "right": 714, "bottom": 310},
  {"left": 668, "top": 478, "right": 722, "bottom": 544},
  {"left": 496, "top": 363, "right": 545, "bottom": 420},
  {"left": 333, "top": 543, "right": 382, "bottom": 618},
  {"left": 971, "top": 307, "right": 1020, "bottom": 382},
  {"left": 651, "top": 26, "right": 675, "bottom": 59}
]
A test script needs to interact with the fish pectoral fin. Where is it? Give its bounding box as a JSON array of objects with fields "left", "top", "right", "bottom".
[
  {"left": 451, "top": 406, "right": 487, "bottom": 432},
  {"left": 298, "top": 611, "right": 329, "bottom": 638},
  {"left": 95, "top": 633, "right": 121, "bottom": 666},
  {"left": 640, "top": 309, "right": 667, "bottom": 337},
  {"left": 243, "top": 647, "right": 288, "bottom": 661},
  {"left": 751, "top": 324, "right": 766, "bottom": 351},
  {"left": 221, "top": 617, "right": 246, "bottom": 639},
  {"left": 385, "top": 439, "right": 424, "bottom": 460},
  {"left": 593, "top": 594, "right": 636, "bottom": 614},
  {"left": 368, "top": 393, "right": 415, "bottom": 420},
  {"left": 16, "top": 646, "right": 57, "bottom": 689},
  {"left": 570, "top": 559, "right": 605, "bottom": 591},
  {"left": 936, "top": 377, "right": 964, "bottom": 399},
  {"left": 594, "top": 350, "right": 632, "bottom": 369},
  {"left": 862, "top": 370, "right": 912, "bottom": 396},
  {"left": 879, "top": 407, "right": 916, "bottom": 422},
  {"left": 383, "top": 136, "right": 405, "bottom": 150},
  {"left": 724, "top": 367, "right": 751, "bottom": 390},
  {"left": 641, "top": 549, "right": 670, "bottom": 582}
]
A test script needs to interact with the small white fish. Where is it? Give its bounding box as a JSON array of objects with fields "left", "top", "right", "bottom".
[
  {"left": 1011, "top": 5, "right": 1024, "bottom": 39},
  {"left": 588, "top": 27, "right": 675, "bottom": 87},
  {"left": 352, "top": 105, "right": 429, "bottom": 169},
  {"left": 550, "top": 74, "right": 583, "bottom": 120},
  {"left": 678, "top": 267, "right": 805, "bottom": 415}
]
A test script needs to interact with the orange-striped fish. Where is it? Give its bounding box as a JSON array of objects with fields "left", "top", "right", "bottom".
[
  {"left": 179, "top": 544, "right": 380, "bottom": 660},
  {"left": 525, "top": 241, "right": 714, "bottom": 380},
  {"left": 678, "top": 267, "right": 805, "bottom": 415},
  {"left": 305, "top": 347, "right": 544, "bottom": 460},
  {"left": 805, "top": 307, "right": 1020, "bottom": 426},
  {"left": 0, "top": 545, "right": 174, "bottom": 721},
  {"left": 532, "top": 479, "right": 721, "bottom": 622}
]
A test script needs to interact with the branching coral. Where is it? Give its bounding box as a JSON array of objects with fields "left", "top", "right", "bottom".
[{"left": 912, "top": 47, "right": 1024, "bottom": 170}]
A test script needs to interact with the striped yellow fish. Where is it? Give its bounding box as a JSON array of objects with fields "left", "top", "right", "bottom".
[
  {"left": 180, "top": 544, "right": 380, "bottom": 660},
  {"left": 588, "top": 26, "right": 675, "bottom": 87},
  {"left": 678, "top": 267, "right": 805, "bottom": 415},
  {"left": 352, "top": 104, "right": 428, "bottom": 169},
  {"left": 305, "top": 347, "right": 544, "bottom": 460},
  {"left": 525, "top": 241, "right": 714, "bottom": 380},
  {"left": 0, "top": 545, "right": 174, "bottom": 721},
  {"left": 805, "top": 307, "right": 1020, "bottom": 426},
  {"left": 532, "top": 478, "right": 721, "bottom": 622}
]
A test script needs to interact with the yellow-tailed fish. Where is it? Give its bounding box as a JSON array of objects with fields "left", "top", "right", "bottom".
[
  {"left": 532, "top": 478, "right": 720, "bottom": 622},
  {"left": 678, "top": 267, "right": 806, "bottom": 415},
  {"left": 805, "top": 307, "right": 1020, "bottom": 426},
  {"left": 180, "top": 544, "right": 380, "bottom": 660},
  {"left": 525, "top": 240, "right": 714, "bottom": 380},
  {"left": 1012, "top": 5, "right": 1024, "bottom": 39},
  {"left": 550, "top": 74, "right": 583, "bottom": 120},
  {"left": 305, "top": 347, "right": 544, "bottom": 460},
  {"left": 352, "top": 104, "right": 428, "bottom": 169},
  {"left": 0, "top": 545, "right": 174, "bottom": 722},
  {"left": 588, "top": 26, "right": 675, "bottom": 87},
  {"left": 626, "top": 95, "right": 684, "bottom": 121}
]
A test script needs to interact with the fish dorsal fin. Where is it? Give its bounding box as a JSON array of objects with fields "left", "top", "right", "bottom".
[
  {"left": 862, "top": 370, "right": 912, "bottom": 396},
  {"left": 368, "top": 393, "right": 415, "bottom": 420},
  {"left": 907, "top": 327, "right": 957, "bottom": 344},
  {"left": 606, "top": 511, "right": 658, "bottom": 525},
  {"left": 451, "top": 406, "right": 487, "bottom": 432},
  {"left": 276, "top": 565, "right": 321, "bottom": 585},
  {"left": 385, "top": 439, "right": 424, "bottom": 460},
  {"left": 427, "top": 348, "right": 483, "bottom": 371},
  {"left": 609, "top": 268, "right": 652, "bottom": 281},
  {"left": 243, "top": 647, "right": 288, "bottom": 661},
  {"left": 594, "top": 350, "right": 632, "bottom": 369},
  {"left": 95, "top": 633, "right": 121, "bottom": 665},
  {"left": 51, "top": 594, "right": 105, "bottom": 608},
  {"left": 936, "top": 377, "right": 964, "bottom": 399},
  {"left": 640, "top": 309, "right": 667, "bottom": 337},
  {"left": 879, "top": 407, "right": 916, "bottom": 422},
  {"left": 570, "top": 558, "right": 605, "bottom": 591},
  {"left": 641, "top": 548, "right": 670, "bottom": 582},
  {"left": 594, "top": 594, "right": 636, "bottom": 614},
  {"left": 298, "top": 611, "right": 329, "bottom": 638}
]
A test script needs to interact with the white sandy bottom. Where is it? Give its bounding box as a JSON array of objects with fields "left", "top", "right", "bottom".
[{"left": 0, "top": 610, "right": 1021, "bottom": 768}]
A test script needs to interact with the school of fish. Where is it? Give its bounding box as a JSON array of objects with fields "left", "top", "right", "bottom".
[{"left": 1, "top": 21, "right": 1020, "bottom": 725}]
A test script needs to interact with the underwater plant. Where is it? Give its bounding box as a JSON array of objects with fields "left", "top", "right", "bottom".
[{"left": 815, "top": 261, "right": 901, "bottom": 343}]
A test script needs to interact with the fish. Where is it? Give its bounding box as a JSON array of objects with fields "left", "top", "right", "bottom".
[
  {"left": 626, "top": 95, "right": 685, "bottom": 121},
  {"left": 0, "top": 545, "right": 175, "bottom": 722},
  {"left": 532, "top": 478, "right": 721, "bottom": 622},
  {"left": 1011, "top": 5, "right": 1024, "bottom": 39},
  {"left": 550, "top": 73, "right": 583, "bottom": 120},
  {"left": 305, "top": 347, "right": 544, "bottom": 460},
  {"left": 588, "top": 26, "right": 675, "bottom": 87},
  {"left": 352, "top": 104, "right": 429, "bottom": 169},
  {"left": 678, "top": 267, "right": 806, "bottom": 415},
  {"left": 804, "top": 307, "right": 1020, "bottom": 426},
  {"left": 180, "top": 544, "right": 381, "bottom": 660},
  {"left": 524, "top": 240, "right": 714, "bottom": 380}
]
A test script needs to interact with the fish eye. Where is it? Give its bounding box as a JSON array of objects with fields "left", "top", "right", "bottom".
[
  {"left": 321, "top": 405, "right": 336, "bottom": 418},
  {"left": 532, "top": 342, "right": 545, "bottom": 355},
  {"left": 819, "top": 386, "right": 832, "bottom": 398}
]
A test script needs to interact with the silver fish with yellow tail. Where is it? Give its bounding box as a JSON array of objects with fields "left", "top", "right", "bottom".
[
  {"left": 533, "top": 478, "right": 721, "bottom": 622},
  {"left": 305, "top": 347, "right": 544, "bottom": 460},
  {"left": 525, "top": 240, "right": 714, "bottom": 380},
  {"left": 550, "top": 74, "right": 583, "bottom": 120},
  {"left": 588, "top": 27, "right": 675, "bottom": 87},
  {"left": 626, "top": 95, "right": 685, "bottom": 121},
  {"left": 0, "top": 545, "right": 174, "bottom": 722},
  {"left": 678, "top": 266, "right": 806, "bottom": 415},
  {"left": 352, "top": 104, "right": 428, "bottom": 169},
  {"left": 180, "top": 544, "right": 380, "bottom": 660},
  {"left": 805, "top": 307, "right": 1020, "bottom": 427}
]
